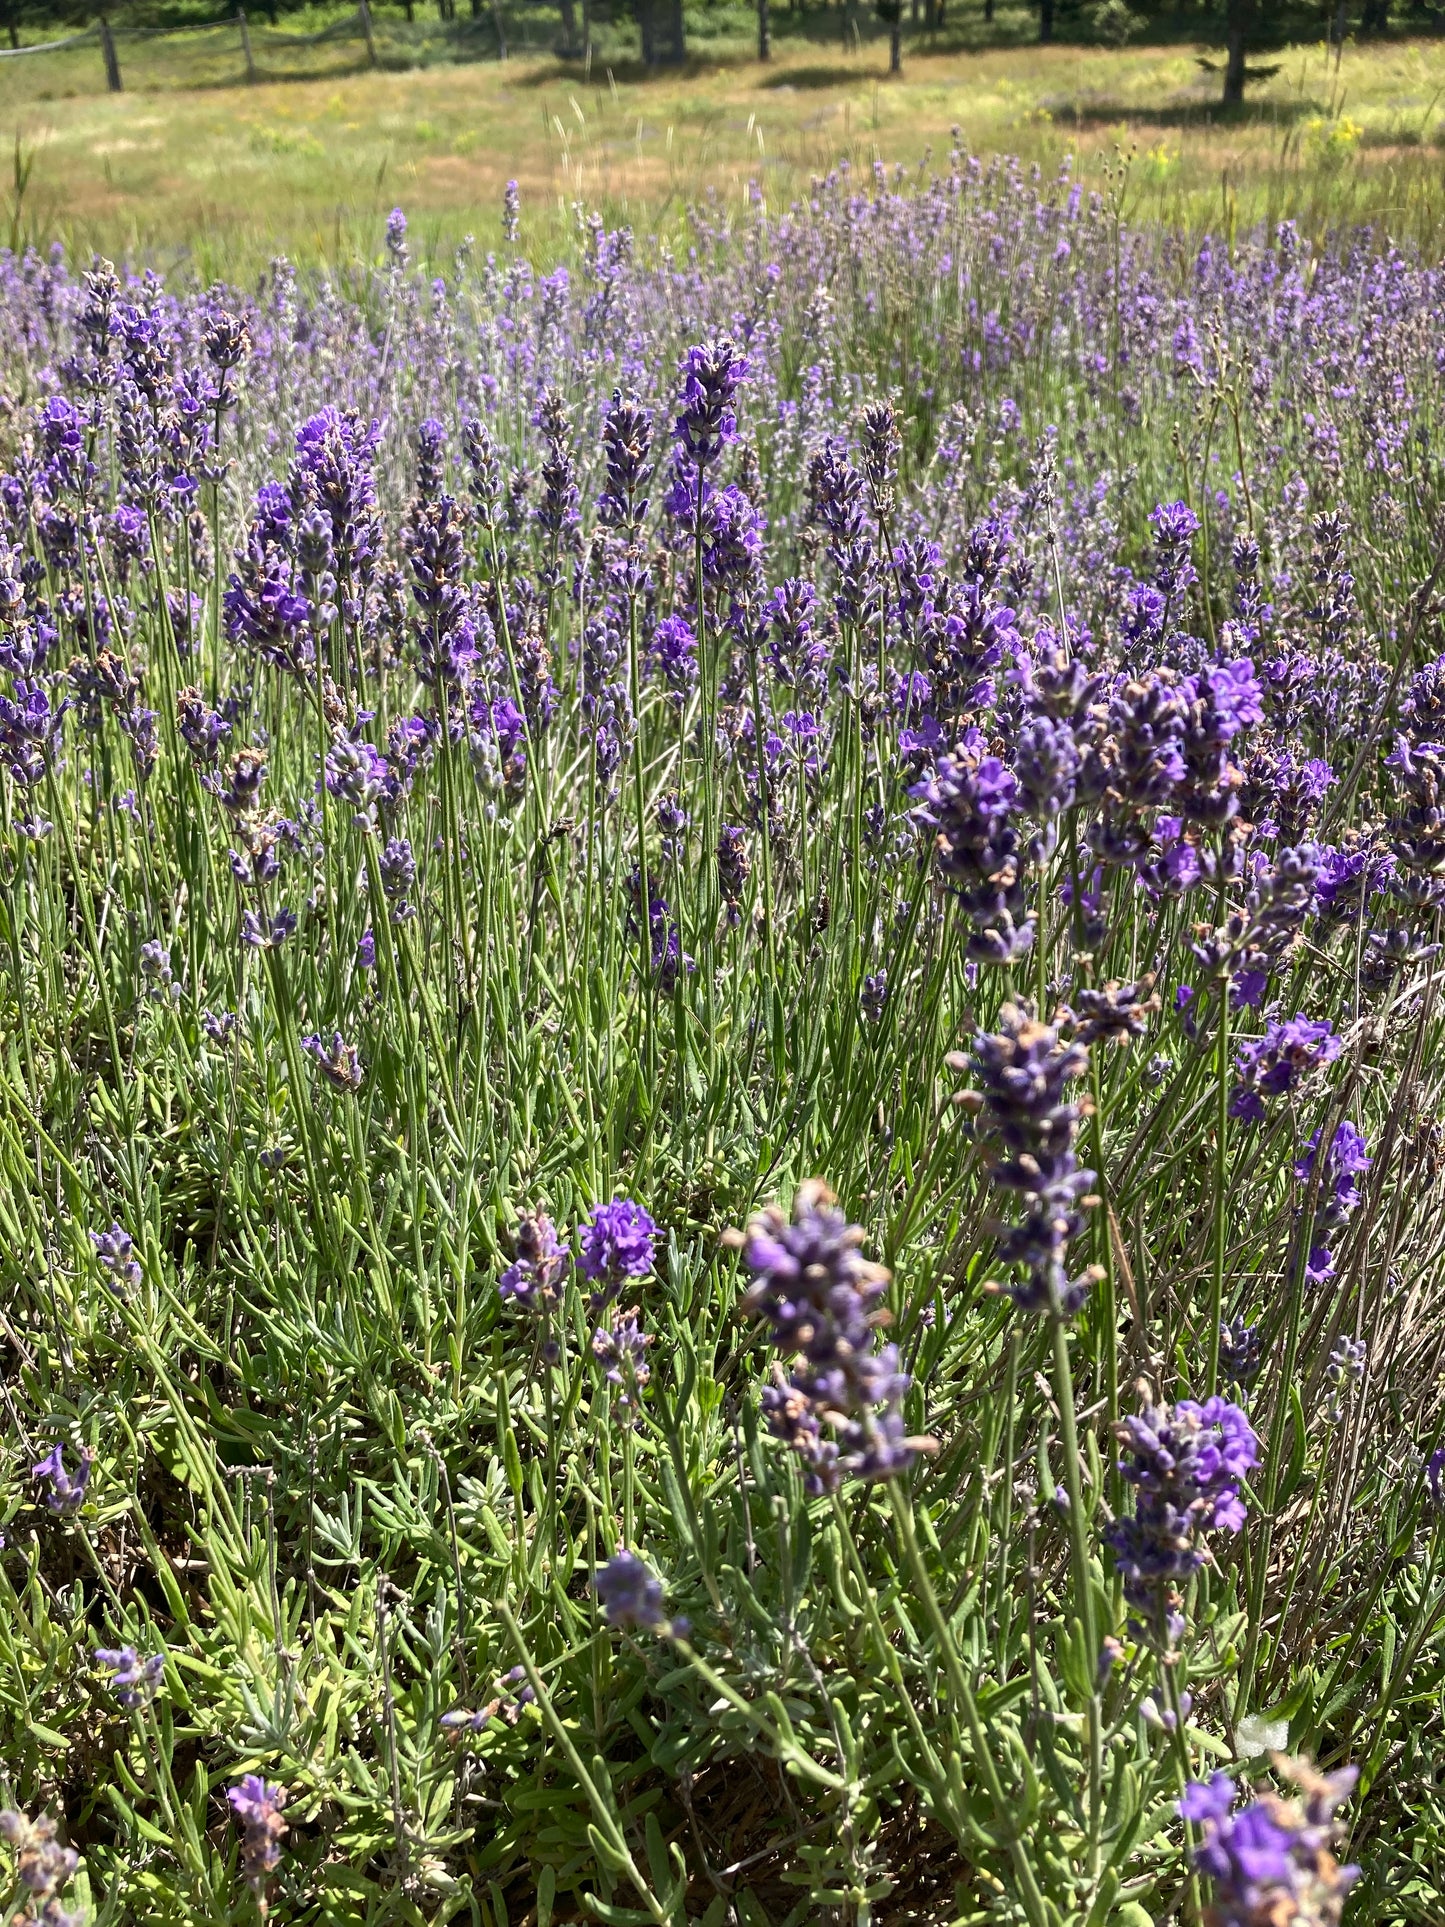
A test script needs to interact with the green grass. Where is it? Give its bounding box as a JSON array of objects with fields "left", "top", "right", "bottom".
[{"left": 2, "top": 11, "right": 1445, "bottom": 275}]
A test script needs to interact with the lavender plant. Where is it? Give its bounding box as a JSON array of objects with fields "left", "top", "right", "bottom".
[{"left": 0, "top": 160, "right": 1442, "bottom": 1925}]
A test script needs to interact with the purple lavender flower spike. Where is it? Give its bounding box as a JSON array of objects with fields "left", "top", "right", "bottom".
[
  {"left": 32, "top": 1442, "right": 94, "bottom": 1516},
  {"left": 92, "top": 1223, "right": 142, "bottom": 1293},
  {"left": 578, "top": 1198, "right": 658, "bottom": 1308},
  {"left": 301, "top": 1031, "right": 364, "bottom": 1094},
  {"left": 1230, "top": 1017, "right": 1341, "bottom": 1125},
  {"left": 594, "top": 1550, "right": 682, "bottom": 1635},
  {"left": 729, "top": 1180, "right": 928, "bottom": 1494},
  {"left": 1295, "top": 1121, "right": 1370, "bottom": 1288},
  {"left": 598, "top": 390, "right": 653, "bottom": 534},
  {"left": 1106, "top": 1393, "right": 1258, "bottom": 1649},
  {"left": 649, "top": 614, "right": 697, "bottom": 703},
  {"left": 1181, "top": 1759, "right": 1358, "bottom": 1927},
  {"left": 911, "top": 740, "right": 1034, "bottom": 963},
  {"left": 95, "top": 1645, "right": 165, "bottom": 1709},
  {"left": 950, "top": 1006, "right": 1099, "bottom": 1316},
  {"left": 674, "top": 336, "right": 749, "bottom": 473},
  {"left": 227, "top": 1775, "right": 288, "bottom": 1901},
  {"left": 1149, "top": 499, "right": 1200, "bottom": 610}
]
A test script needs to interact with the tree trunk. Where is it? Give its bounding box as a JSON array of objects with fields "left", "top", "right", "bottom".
[
  {"left": 559, "top": 0, "right": 577, "bottom": 53},
  {"left": 984, "top": 0, "right": 992, "bottom": 19},
  {"left": 889, "top": 18, "right": 900, "bottom": 70},
  {"left": 99, "top": 16, "right": 123, "bottom": 90},
  {"left": 1038, "top": 0, "right": 1052, "bottom": 43},
  {"left": 924, "top": 0, "right": 935, "bottom": 26},
  {"left": 668, "top": 0, "right": 684, "bottom": 62},
  {"left": 637, "top": 0, "right": 655, "bottom": 63},
  {"left": 1360, "top": 0, "right": 1389, "bottom": 31},
  {"left": 757, "top": 0, "right": 769, "bottom": 59},
  {"left": 1222, "top": 0, "right": 1251, "bottom": 106}
]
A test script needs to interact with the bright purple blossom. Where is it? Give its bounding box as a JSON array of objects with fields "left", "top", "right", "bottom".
[
  {"left": 578, "top": 1198, "right": 657, "bottom": 1305},
  {"left": 1181, "top": 1763, "right": 1358, "bottom": 1927},
  {"left": 1230, "top": 1017, "right": 1342, "bottom": 1125},
  {"left": 1107, "top": 1394, "right": 1258, "bottom": 1648}
]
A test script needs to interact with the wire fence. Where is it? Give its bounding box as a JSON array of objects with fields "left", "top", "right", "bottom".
[{"left": 0, "top": 0, "right": 586, "bottom": 95}]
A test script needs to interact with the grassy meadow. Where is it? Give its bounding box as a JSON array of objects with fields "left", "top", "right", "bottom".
[{"left": 2, "top": 14, "right": 1445, "bottom": 273}]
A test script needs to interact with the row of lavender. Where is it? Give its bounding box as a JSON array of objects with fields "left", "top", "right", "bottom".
[{"left": 0, "top": 162, "right": 1441, "bottom": 1924}]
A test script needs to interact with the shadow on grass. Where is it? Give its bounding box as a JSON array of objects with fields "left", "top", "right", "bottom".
[
  {"left": 1050, "top": 95, "right": 1322, "bottom": 130},
  {"left": 757, "top": 62, "right": 880, "bottom": 87}
]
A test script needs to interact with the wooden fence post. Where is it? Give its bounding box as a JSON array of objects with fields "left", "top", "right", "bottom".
[
  {"left": 357, "top": 0, "right": 378, "bottom": 65},
  {"left": 237, "top": 8, "right": 257, "bottom": 80},
  {"left": 99, "top": 15, "right": 122, "bottom": 90}
]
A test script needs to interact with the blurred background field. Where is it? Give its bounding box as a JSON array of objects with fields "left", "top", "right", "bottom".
[{"left": 1, "top": 4, "right": 1445, "bottom": 276}]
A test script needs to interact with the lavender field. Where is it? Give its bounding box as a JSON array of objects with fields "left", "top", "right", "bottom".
[{"left": 0, "top": 157, "right": 1443, "bottom": 1926}]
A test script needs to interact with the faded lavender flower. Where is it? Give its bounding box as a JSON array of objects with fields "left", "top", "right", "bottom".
[
  {"left": 441, "top": 1666, "right": 535, "bottom": 1739},
  {"left": 1070, "top": 977, "right": 1159, "bottom": 1048},
  {"left": 227, "top": 1775, "right": 288, "bottom": 1906},
  {"left": 499, "top": 1209, "right": 569, "bottom": 1317},
  {"left": 0, "top": 1809, "right": 79, "bottom": 1901},
  {"left": 592, "top": 1306, "right": 653, "bottom": 1416},
  {"left": 716, "top": 824, "right": 750, "bottom": 914}
]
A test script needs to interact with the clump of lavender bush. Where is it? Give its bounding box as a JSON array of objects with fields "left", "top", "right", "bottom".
[{"left": 0, "top": 165, "right": 1440, "bottom": 1923}]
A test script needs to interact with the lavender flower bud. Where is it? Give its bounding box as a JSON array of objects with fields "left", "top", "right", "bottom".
[
  {"left": 31, "top": 1442, "right": 93, "bottom": 1516},
  {"left": 594, "top": 1551, "right": 681, "bottom": 1635},
  {"left": 301, "top": 1031, "right": 364, "bottom": 1094},
  {"left": 91, "top": 1223, "right": 141, "bottom": 1292},
  {"left": 95, "top": 1645, "right": 165, "bottom": 1709}
]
